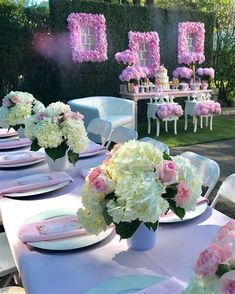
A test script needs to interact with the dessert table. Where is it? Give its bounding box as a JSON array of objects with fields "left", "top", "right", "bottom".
[
  {"left": 120, "top": 85, "right": 212, "bottom": 130},
  {"left": 0, "top": 149, "right": 231, "bottom": 294}
]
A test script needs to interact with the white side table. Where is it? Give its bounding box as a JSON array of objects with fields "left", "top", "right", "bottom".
[
  {"left": 147, "top": 103, "right": 179, "bottom": 136},
  {"left": 184, "top": 100, "right": 213, "bottom": 132}
]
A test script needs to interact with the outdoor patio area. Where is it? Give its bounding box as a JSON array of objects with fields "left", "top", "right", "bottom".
[{"left": 0, "top": 0, "right": 234, "bottom": 293}]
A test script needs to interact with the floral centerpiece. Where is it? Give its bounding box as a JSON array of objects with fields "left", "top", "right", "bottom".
[
  {"left": 119, "top": 66, "right": 149, "bottom": 93},
  {"left": 77, "top": 141, "right": 202, "bottom": 242},
  {"left": 0, "top": 91, "right": 44, "bottom": 131},
  {"left": 173, "top": 67, "right": 193, "bottom": 82},
  {"left": 196, "top": 67, "right": 215, "bottom": 89},
  {"left": 156, "top": 104, "right": 184, "bottom": 119},
  {"left": 25, "top": 102, "right": 89, "bottom": 165},
  {"left": 115, "top": 49, "right": 138, "bottom": 66},
  {"left": 184, "top": 220, "right": 235, "bottom": 294},
  {"left": 195, "top": 101, "right": 221, "bottom": 116}
]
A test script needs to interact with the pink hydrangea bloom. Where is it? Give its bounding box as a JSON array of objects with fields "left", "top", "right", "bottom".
[
  {"left": 172, "top": 67, "right": 193, "bottom": 80},
  {"left": 159, "top": 160, "right": 178, "bottom": 185},
  {"left": 175, "top": 182, "right": 191, "bottom": 204},
  {"left": 197, "top": 67, "right": 215, "bottom": 79},
  {"left": 115, "top": 49, "right": 138, "bottom": 66},
  {"left": 194, "top": 243, "right": 232, "bottom": 278},
  {"left": 119, "top": 66, "right": 149, "bottom": 82},
  {"left": 156, "top": 104, "right": 183, "bottom": 119},
  {"left": 2, "top": 98, "right": 12, "bottom": 107},
  {"left": 195, "top": 101, "right": 221, "bottom": 116}
]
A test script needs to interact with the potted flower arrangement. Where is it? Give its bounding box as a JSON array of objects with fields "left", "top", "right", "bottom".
[
  {"left": 172, "top": 67, "right": 193, "bottom": 91},
  {"left": 0, "top": 91, "right": 44, "bottom": 137},
  {"left": 196, "top": 67, "right": 215, "bottom": 90},
  {"left": 25, "top": 102, "right": 89, "bottom": 170},
  {"left": 119, "top": 66, "right": 149, "bottom": 93},
  {"left": 184, "top": 220, "right": 235, "bottom": 294},
  {"left": 77, "top": 141, "right": 202, "bottom": 250}
]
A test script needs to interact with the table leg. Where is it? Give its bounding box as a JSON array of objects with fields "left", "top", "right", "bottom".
[
  {"left": 148, "top": 117, "right": 151, "bottom": 134},
  {"left": 194, "top": 116, "right": 197, "bottom": 132},
  {"left": 206, "top": 116, "right": 208, "bottom": 127},
  {"left": 174, "top": 119, "right": 177, "bottom": 135},
  {"left": 156, "top": 119, "right": 160, "bottom": 137},
  {"left": 134, "top": 100, "right": 138, "bottom": 131},
  {"left": 165, "top": 120, "right": 168, "bottom": 132},
  {"left": 210, "top": 115, "right": 213, "bottom": 131},
  {"left": 184, "top": 114, "right": 188, "bottom": 130},
  {"left": 200, "top": 117, "right": 203, "bottom": 128}
]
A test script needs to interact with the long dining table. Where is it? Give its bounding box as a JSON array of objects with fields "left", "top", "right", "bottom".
[{"left": 0, "top": 148, "right": 231, "bottom": 294}]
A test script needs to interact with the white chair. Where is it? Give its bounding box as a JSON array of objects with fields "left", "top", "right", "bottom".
[
  {"left": 180, "top": 151, "right": 220, "bottom": 198},
  {"left": 211, "top": 174, "right": 235, "bottom": 208},
  {"left": 105, "top": 126, "right": 138, "bottom": 149},
  {"left": 68, "top": 96, "right": 136, "bottom": 131},
  {"left": 87, "top": 118, "right": 112, "bottom": 145},
  {"left": 140, "top": 137, "right": 170, "bottom": 154},
  {"left": 0, "top": 232, "right": 18, "bottom": 287}
]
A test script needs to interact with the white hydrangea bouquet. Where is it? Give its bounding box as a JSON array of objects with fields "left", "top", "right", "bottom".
[
  {"left": 0, "top": 91, "right": 44, "bottom": 130},
  {"left": 25, "top": 102, "right": 89, "bottom": 165},
  {"left": 77, "top": 140, "right": 202, "bottom": 239},
  {"left": 184, "top": 220, "right": 235, "bottom": 294}
]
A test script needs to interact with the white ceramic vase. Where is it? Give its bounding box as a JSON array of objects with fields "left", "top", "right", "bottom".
[
  {"left": 46, "top": 154, "right": 68, "bottom": 171},
  {"left": 127, "top": 223, "right": 158, "bottom": 251}
]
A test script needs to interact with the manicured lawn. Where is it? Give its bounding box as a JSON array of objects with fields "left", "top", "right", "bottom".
[{"left": 138, "top": 115, "right": 235, "bottom": 147}]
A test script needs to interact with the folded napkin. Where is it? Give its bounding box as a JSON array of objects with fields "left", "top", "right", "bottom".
[
  {"left": 0, "top": 171, "right": 73, "bottom": 196},
  {"left": 0, "top": 151, "right": 45, "bottom": 166},
  {"left": 0, "top": 128, "right": 17, "bottom": 137},
  {"left": 161, "top": 196, "right": 208, "bottom": 219},
  {"left": 0, "top": 138, "right": 31, "bottom": 149},
  {"left": 80, "top": 141, "right": 107, "bottom": 157},
  {"left": 135, "top": 277, "right": 187, "bottom": 294},
  {"left": 18, "top": 215, "right": 87, "bottom": 243}
]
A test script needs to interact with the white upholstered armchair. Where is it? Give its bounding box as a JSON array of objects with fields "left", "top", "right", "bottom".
[{"left": 68, "top": 96, "right": 135, "bottom": 130}]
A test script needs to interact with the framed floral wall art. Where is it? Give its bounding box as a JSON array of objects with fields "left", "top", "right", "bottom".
[
  {"left": 178, "top": 22, "right": 205, "bottom": 65},
  {"left": 128, "top": 31, "right": 160, "bottom": 76},
  {"left": 67, "top": 13, "right": 108, "bottom": 63}
]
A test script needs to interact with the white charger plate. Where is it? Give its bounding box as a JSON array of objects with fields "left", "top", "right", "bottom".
[
  {"left": 3, "top": 173, "right": 71, "bottom": 197},
  {"left": 0, "top": 152, "right": 45, "bottom": 168},
  {"left": 159, "top": 203, "right": 208, "bottom": 223},
  {"left": 0, "top": 128, "right": 18, "bottom": 138},
  {"left": 0, "top": 138, "right": 31, "bottom": 150},
  {"left": 85, "top": 275, "right": 164, "bottom": 294},
  {"left": 25, "top": 208, "right": 113, "bottom": 250}
]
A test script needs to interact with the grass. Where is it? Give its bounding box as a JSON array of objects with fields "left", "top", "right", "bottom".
[{"left": 138, "top": 115, "right": 235, "bottom": 147}]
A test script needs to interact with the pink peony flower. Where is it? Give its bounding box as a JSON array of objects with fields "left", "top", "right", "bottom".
[
  {"left": 194, "top": 243, "right": 232, "bottom": 278},
  {"left": 10, "top": 95, "right": 20, "bottom": 104},
  {"left": 103, "top": 143, "right": 123, "bottom": 165},
  {"left": 159, "top": 160, "right": 178, "bottom": 185},
  {"left": 2, "top": 98, "right": 12, "bottom": 107},
  {"left": 88, "top": 166, "right": 103, "bottom": 183},
  {"left": 175, "top": 182, "right": 191, "bottom": 204},
  {"left": 220, "top": 270, "right": 235, "bottom": 294},
  {"left": 92, "top": 177, "right": 107, "bottom": 192}
]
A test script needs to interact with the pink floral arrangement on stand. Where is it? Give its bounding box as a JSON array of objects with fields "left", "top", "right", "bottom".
[
  {"left": 128, "top": 31, "right": 160, "bottom": 77},
  {"left": 67, "top": 13, "right": 108, "bottom": 63},
  {"left": 194, "top": 101, "right": 221, "bottom": 116},
  {"left": 184, "top": 220, "right": 235, "bottom": 294},
  {"left": 173, "top": 67, "right": 193, "bottom": 83},
  {"left": 156, "top": 104, "right": 184, "bottom": 119},
  {"left": 115, "top": 49, "right": 138, "bottom": 66},
  {"left": 178, "top": 22, "right": 205, "bottom": 65},
  {"left": 196, "top": 67, "right": 215, "bottom": 80},
  {"left": 119, "top": 66, "right": 149, "bottom": 82}
]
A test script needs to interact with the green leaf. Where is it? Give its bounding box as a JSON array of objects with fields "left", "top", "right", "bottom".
[
  {"left": 105, "top": 191, "right": 116, "bottom": 201},
  {"left": 45, "top": 141, "right": 68, "bottom": 161},
  {"left": 216, "top": 263, "right": 231, "bottom": 277},
  {"left": 167, "top": 199, "right": 185, "bottom": 220},
  {"left": 68, "top": 150, "right": 79, "bottom": 166},
  {"left": 30, "top": 139, "right": 41, "bottom": 151},
  {"left": 145, "top": 221, "right": 158, "bottom": 231},
  {"left": 102, "top": 207, "right": 113, "bottom": 226},
  {"left": 163, "top": 152, "right": 171, "bottom": 160},
  {"left": 10, "top": 124, "right": 21, "bottom": 131},
  {"left": 163, "top": 184, "right": 177, "bottom": 199},
  {"left": 115, "top": 219, "right": 141, "bottom": 239}
]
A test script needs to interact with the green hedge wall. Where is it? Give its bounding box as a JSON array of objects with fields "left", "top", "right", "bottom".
[{"left": 49, "top": 0, "right": 214, "bottom": 105}]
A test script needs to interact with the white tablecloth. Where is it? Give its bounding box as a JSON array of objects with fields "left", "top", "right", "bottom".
[{"left": 0, "top": 150, "right": 231, "bottom": 294}]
